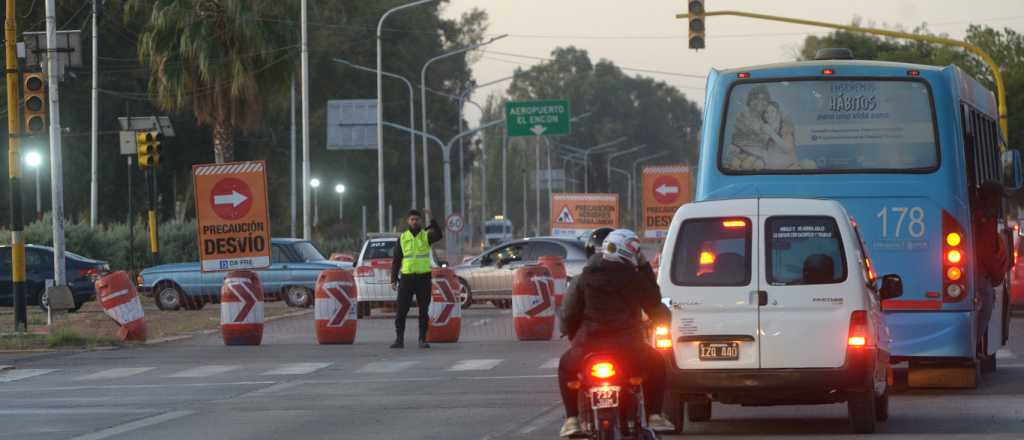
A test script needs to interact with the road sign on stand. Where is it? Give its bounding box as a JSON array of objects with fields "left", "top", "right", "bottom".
[
  {"left": 446, "top": 213, "right": 465, "bottom": 233},
  {"left": 193, "top": 161, "right": 271, "bottom": 272},
  {"left": 642, "top": 165, "right": 691, "bottom": 239},
  {"left": 505, "top": 100, "right": 571, "bottom": 137},
  {"left": 549, "top": 193, "right": 619, "bottom": 237}
]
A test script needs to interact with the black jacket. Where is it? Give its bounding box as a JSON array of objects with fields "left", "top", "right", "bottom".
[
  {"left": 559, "top": 254, "right": 669, "bottom": 346},
  {"left": 390, "top": 220, "right": 443, "bottom": 283}
]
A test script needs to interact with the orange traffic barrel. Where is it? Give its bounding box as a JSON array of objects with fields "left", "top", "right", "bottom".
[
  {"left": 314, "top": 269, "right": 358, "bottom": 344},
  {"left": 427, "top": 267, "right": 462, "bottom": 343},
  {"left": 220, "top": 271, "right": 265, "bottom": 346},
  {"left": 330, "top": 253, "right": 355, "bottom": 263},
  {"left": 95, "top": 271, "right": 147, "bottom": 342},
  {"left": 537, "top": 256, "right": 568, "bottom": 307},
  {"left": 512, "top": 265, "right": 556, "bottom": 341}
]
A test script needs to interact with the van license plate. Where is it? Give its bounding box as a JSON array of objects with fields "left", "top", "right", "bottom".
[
  {"left": 590, "top": 386, "right": 620, "bottom": 409},
  {"left": 699, "top": 342, "right": 739, "bottom": 361}
]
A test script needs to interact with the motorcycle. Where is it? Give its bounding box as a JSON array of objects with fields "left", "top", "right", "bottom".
[{"left": 569, "top": 352, "right": 658, "bottom": 440}]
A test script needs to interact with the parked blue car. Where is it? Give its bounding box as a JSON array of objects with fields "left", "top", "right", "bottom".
[
  {"left": 137, "top": 238, "right": 351, "bottom": 310},
  {"left": 0, "top": 244, "right": 109, "bottom": 311}
]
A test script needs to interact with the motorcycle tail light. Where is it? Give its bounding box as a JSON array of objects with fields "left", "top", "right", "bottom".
[
  {"left": 629, "top": 377, "right": 644, "bottom": 386},
  {"left": 590, "top": 361, "right": 616, "bottom": 379}
]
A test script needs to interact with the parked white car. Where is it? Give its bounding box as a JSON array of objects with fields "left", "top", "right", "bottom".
[
  {"left": 353, "top": 234, "right": 445, "bottom": 317},
  {"left": 658, "top": 198, "right": 902, "bottom": 434}
]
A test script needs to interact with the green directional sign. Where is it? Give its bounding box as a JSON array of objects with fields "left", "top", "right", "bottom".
[{"left": 505, "top": 100, "right": 571, "bottom": 137}]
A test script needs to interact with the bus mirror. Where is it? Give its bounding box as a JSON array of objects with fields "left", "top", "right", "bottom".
[{"left": 1001, "top": 149, "right": 1023, "bottom": 191}]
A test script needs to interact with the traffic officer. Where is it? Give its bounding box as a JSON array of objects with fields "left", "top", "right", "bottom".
[{"left": 390, "top": 209, "right": 443, "bottom": 348}]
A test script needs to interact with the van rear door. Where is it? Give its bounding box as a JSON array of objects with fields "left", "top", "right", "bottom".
[
  {"left": 662, "top": 200, "right": 761, "bottom": 370},
  {"left": 757, "top": 200, "right": 855, "bottom": 369}
]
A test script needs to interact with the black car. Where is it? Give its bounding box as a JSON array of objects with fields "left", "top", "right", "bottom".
[{"left": 0, "top": 245, "right": 109, "bottom": 311}]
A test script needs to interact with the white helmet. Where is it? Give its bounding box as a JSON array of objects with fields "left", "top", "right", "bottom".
[{"left": 602, "top": 229, "right": 642, "bottom": 266}]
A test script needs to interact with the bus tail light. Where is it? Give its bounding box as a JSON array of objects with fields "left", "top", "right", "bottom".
[
  {"left": 737, "top": 72, "right": 750, "bottom": 79},
  {"left": 847, "top": 310, "right": 868, "bottom": 347},
  {"left": 942, "top": 210, "right": 966, "bottom": 303}
]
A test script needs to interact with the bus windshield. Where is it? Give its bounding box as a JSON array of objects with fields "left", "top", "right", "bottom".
[{"left": 720, "top": 79, "right": 938, "bottom": 173}]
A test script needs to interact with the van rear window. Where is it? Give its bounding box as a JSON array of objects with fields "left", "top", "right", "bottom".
[
  {"left": 766, "top": 217, "right": 847, "bottom": 285},
  {"left": 671, "top": 218, "right": 752, "bottom": 286}
]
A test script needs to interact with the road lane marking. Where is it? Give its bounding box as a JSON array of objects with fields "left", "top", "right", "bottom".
[
  {"left": 540, "top": 358, "right": 560, "bottom": 369},
  {"left": 261, "top": 363, "right": 331, "bottom": 376},
  {"left": 0, "top": 369, "right": 57, "bottom": 383},
  {"left": 167, "top": 365, "right": 240, "bottom": 378},
  {"left": 77, "top": 367, "right": 154, "bottom": 381},
  {"left": 470, "top": 318, "right": 493, "bottom": 327},
  {"left": 68, "top": 410, "right": 194, "bottom": 440},
  {"left": 448, "top": 359, "right": 503, "bottom": 371},
  {"left": 0, "top": 407, "right": 155, "bottom": 415},
  {"left": 356, "top": 361, "right": 419, "bottom": 373},
  {"left": 996, "top": 348, "right": 1015, "bottom": 359},
  {"left": 0, "top": 381, "right": 275, "bottom": 393}
]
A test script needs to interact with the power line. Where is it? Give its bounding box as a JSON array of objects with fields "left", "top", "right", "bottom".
[{"left": 481, "top": 50, "right": 708, "bottom": 80}]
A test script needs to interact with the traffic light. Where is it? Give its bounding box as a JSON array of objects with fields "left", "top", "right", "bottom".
[
  {"left": 23, "top": 72, "right": 47, "bottom": 135},
  {"left": 136, "top": 130, "right": 162, "bottom": 168},
  {"left": 688, "top": 0, "right": 706, "bottom": 50}
]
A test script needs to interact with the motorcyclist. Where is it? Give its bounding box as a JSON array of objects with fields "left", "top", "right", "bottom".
[
  {"left": 584, "top": 227, "right": 615, "bottom": 259},
  {"left": 558, "top": 229, "right": 674, "bottom": 437}
]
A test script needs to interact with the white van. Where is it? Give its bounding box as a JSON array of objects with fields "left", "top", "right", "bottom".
[{"left": 657, "top": 198, "right": 903, "bottom": 434}]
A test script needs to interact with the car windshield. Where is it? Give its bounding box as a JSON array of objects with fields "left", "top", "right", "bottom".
[
  {"left": 293, "top": 242, "right": 326, "bottom": 261},
  {"left": 363, "top": 240, "right": 396, "bottom": 260},
  {"left": 720, "top": 79, "right": 938, "bottom": 173}
]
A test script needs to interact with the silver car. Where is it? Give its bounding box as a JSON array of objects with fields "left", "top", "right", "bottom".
[{"left": 453, "top": 237, "right": 587, "bottom": 308}]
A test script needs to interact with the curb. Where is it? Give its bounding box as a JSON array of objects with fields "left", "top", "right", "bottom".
[
  {"left": 144, "top": 309, "right": 313, "bottom": 345},
  {"left": 0, "top": 365, "right": 13, "bottom": 371}
]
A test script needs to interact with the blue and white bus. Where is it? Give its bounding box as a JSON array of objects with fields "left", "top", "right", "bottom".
[{"left": 693, "top": 51, "right": 1022, "bottom": 385}]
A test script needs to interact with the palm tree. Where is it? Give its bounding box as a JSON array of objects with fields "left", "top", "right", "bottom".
[{"left": 127, "top": 0, "right": 296, "bottom": 163}]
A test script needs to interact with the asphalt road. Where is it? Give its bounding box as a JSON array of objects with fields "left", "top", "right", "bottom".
[{"left": 1, "top": 307, "right": 1023, "bottom": 440}]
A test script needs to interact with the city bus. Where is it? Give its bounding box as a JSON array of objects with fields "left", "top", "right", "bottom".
[{"left": 691, "top": 50, "right": 1022, "bottom": 386}]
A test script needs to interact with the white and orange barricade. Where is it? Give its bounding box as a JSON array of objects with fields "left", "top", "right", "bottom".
[
  {"left": 427, "top": 267, "right": 462, "bottom": 343},
  {"left": 314, "top": 269, "right": 358, "bottom": 344},
  {"left": 95, "top": 271, "right": 147, "bottom": 342},
  {"left": 537, "top": 255, "right": 568, "bottom": 307},
  {"left": 512, "top": 265, "right": 556, "bottom": 341},
  {"left": 220, "top": 271, "right": 265, "bottom": 346}
]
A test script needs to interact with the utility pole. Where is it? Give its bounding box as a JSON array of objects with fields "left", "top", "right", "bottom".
[
  {"left": 535, "top": 136, "right": 541, "bottom": 236},
  {"left": 502, "top": 125, "right": 508, "bottom": 217},
  {"left": 5, "top": 0, "right": 28, "bottom": 331},
  {"left": 45, "top": 0, "right": 67, "bottom": 289},
  {"left": 301, "top": 0, "right": 311, "bottom": 240},
  {"left": 89, "top": 0, "right": 98, "bottom": 228},
  {"left": 290, "top": 76, "right": 297, "bottom": 237}
]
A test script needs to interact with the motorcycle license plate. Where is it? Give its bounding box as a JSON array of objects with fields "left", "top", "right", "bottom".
[
  {"left": 699, "top": 342, "right": 739, "bottom": 361},
  {"left": 590, "top": 386, "right": 620, "bottom": 409}
]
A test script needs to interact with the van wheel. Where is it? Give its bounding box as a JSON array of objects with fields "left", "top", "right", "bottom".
[
  {"left": 875, "top": 390, "right": 889, "bottom": 422},
  {"left": 847, "top": 390, "right": 877, "bottom": 434},
  {"left": 154, "top": 283, "right": 182, "bottom": 311},
  {"left": 688, "top": 399, "right": 712, "bottom": 422}
]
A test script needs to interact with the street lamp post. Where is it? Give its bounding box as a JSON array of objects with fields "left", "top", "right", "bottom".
[
  {"left": 378, "top": 0, "right": 434, "bottom": 232},
  {"left": 420, "top": 34, "right": 507, "bottom": 218},
  {"left": 310, "top": 178, "right": 321, "bottom": 227},
  {"left": 607, "top": 144, "right": 647, "bottom": 190},
  {"left": 609, "top": 166, "right": 633, "bottom": 228},
  {"left": 335, "top": 58, "right": 418, "bottom": 210},
  {"left": 583, "top": 137, "right": 628, "bottom": 192},
  {"left": 335, "top": 183, "right": 346, "bottom": 221},
  {"left": 24, "top": 151, "right": 42, "bottom": 218}
]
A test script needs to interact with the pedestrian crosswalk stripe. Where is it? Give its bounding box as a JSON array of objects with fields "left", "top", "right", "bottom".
[
  {"left": 77, "top": 368, "right": 154, "bottom": 381},
  {"left": 261, "top": 363, "right": 331, "bottom": 376},
  {"left": 167, "top": 365, "right": 240, "bottom": 378},
  {"left": 540, "top": 358, "right": 560, "bottom": 369},
  {"left": 356, "top": 361, "right": 419, "bottom": 373},
  {"left": 448, "top": 359, "right": 503, "bottom": 371},
  {"left": 0, "top": 369, "right": 57, "bottom": 383}
]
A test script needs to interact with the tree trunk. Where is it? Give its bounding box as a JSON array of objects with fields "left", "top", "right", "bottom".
[{"left": 213, "top": 122, "right": 235, "bottom": 163}]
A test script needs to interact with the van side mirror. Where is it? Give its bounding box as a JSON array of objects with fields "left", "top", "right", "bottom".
[
  {"left": 1001, "top": 149, "right": 1023, "bottom": 191},
  {"left": 879, "top": 274, "right": 903, "bottom": 300}
]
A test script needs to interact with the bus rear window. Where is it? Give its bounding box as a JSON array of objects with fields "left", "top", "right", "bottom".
[
  {"left": 720, "top": 79, "right": 938, "bottom": 173},
  {"left": 766, "top": 216, "right": 847, "bottom": 285},
  {"left": 671, "top": 218, "right": 752, "bottom": 286}
]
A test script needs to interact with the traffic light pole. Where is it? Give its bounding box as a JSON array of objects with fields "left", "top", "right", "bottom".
[
  {"left": 675, "top": 9, "right": 1010, "bottom": 141},
  {"left": 5, "top": 0, "right": 28, "bottom": 332},
  {"left": 127, "top": 156, "right": 135, "bottom": 276},
  {"left": 147, "top": 166, "right": 159, "bottom": 265}
]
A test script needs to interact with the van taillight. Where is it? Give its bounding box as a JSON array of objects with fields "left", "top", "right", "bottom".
[
  {"left": 942, "top": 210, "right": 966, "bottom": 302},
  {"left": 355, "top": 266, "right": 374, "bottom": 278},
  {"left": 654, "top": 325, "right": 672, "bottom": 350},
  {"left": 847, "top": 310, "right": 868, "bottom": 347}
]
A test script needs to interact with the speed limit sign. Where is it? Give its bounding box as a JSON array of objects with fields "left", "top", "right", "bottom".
[{"left": 446, "top": 213, "right": 465, "bottom": 233}]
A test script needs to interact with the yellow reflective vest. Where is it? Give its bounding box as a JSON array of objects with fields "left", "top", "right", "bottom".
[{"left": 400, "top": 229, "right": 432, "bottom": 275}]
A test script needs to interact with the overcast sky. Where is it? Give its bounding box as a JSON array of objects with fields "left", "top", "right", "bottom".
[{"left": 442, "top": 0, "right": 1024, "bottom": 121}]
